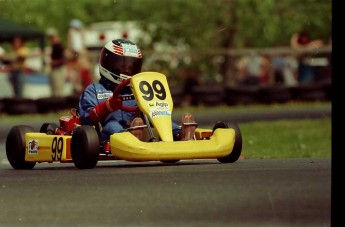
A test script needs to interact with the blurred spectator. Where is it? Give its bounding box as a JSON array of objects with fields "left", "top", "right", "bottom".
[
  {"left": 290, "top": 31, "right": 324, "bottom": 84},
  {"left": 260, "top": 54, "right": 270, "bottom": 85},
  {"left": 66, "top": 19, "right": 92, "bottom": 95},
  {"left": 46, "top": 27, "right": 67, "bottom": 97},
  {"left": 67, "top": 19, "right": 87, "bottom": 58},
  {"left": 290, "top": 31, "right": 324, "bottom": 50},
  {"left": 272, "top": 55, "right": 298, "bottom": 86},
  {"left": 318, "top": 37, "right": 332, "bottom": 82},
  {"left": 68, "top": 50, "right": 94, "bottom": 94},
  {"left": 236, "top": 53, "right": 269, "bottom": 86},
  {"left": 9, "top": 36, "right": 28, "bottom": 97},
  {"left": 0, "top": 45, "right": 5, "bottom": 67},
  {"left": 78, "top": 55, "right": 93, "bottom": 91}
]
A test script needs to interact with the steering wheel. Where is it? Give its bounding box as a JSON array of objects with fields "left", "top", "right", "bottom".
[{"left": 113, "top": 78, "right": 138, "bottom": 112}]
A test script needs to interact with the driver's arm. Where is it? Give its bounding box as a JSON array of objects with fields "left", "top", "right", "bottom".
[
  {"left": 89, "top": 96, "right": 121, "bottom": 123},
  {"left": 79, "top": 84, "right": 121, "bottom": 124}
]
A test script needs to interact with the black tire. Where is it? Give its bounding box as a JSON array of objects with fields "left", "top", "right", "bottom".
[
  {"left": 224, "top": 86, "right": 259, "bottom": 106},
  {"left": 213, "top": 121, "right": 242, "bottom": 163},
  {"left": 170, "top": 87, "right": 184, "bottom": 108},
  {"left": 193, "top": 85, "right": 225, "bottom": 106},
  {"left": 160, "top": 160, "right": 180, "bottom": 164},
  {"left": 36, "top": 97, "right": 67, "bottom": 113},
  {"left": 290, "top": 83, "right": 326, "bottom": 101},
  {"left": 0, "top": 98, "right": 4, "bottom": 113},
  {"left": 71, "top": 125, "right": 100, "bottom": 169},
  {"left": 257, "top": 85, "right": 292, "bottom": 104},
  {"left": 40, "top": 123, "right": 59, "bottom": 135},
  {"left": 6, "top": 125, "right": 36, "bottom": 169},
  {"left": 66, "top": 95, "right": 80, "bottom": 109},
  {"left": 3, "top": 98, "right": 38, "bottom": 115}
]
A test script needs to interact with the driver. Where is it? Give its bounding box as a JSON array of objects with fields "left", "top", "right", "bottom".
[{"left": 78, "top": 39, "right": 196, "bottom": 151}]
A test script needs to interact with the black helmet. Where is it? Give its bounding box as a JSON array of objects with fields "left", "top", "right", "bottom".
[{"left": 99, "top": 39, "right": 143, "bottom": 86}]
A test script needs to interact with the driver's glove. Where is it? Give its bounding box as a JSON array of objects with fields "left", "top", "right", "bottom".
[{"left": 89, "top": 97, "right": 122, "bottom": 123}]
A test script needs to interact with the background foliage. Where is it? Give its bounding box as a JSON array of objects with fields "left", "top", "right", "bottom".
[
  {"left": 0, "top": 0, "right": 332, "bottom": 85},
  {"left": 0, "top": 0, "right": 332, "bottom": 49}
]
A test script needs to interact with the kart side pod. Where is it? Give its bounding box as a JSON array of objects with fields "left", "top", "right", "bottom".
[{"left": 109, "top": 128, "right": 235, "bottom": 162}]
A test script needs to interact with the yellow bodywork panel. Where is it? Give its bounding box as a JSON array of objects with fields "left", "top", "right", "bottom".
[
  {"left": 130, "top": 72, "right": 174, "bottom": 142},
  {"left": 25, "top": 133, "right": 72, "bottom": 162},
  {"left": 110, "top": 128, "right": 235, "bottom": 161},
  {"left": 195, "top": 128, "right": 213, "bottom": 140}
]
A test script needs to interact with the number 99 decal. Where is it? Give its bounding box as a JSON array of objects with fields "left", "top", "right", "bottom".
[
  {"left": 139, "top": 80, "right": 166, "bottom": 101},
  {"left": 52, "top": 137, "right": 63, "bottom": 161}
]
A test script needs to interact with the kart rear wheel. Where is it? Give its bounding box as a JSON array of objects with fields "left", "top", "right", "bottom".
[
  {"left": 40, "top": 123, "right": 59, "bottom": 135},
  {"left": 71, "top": 125, "right": 100, "bottom": 169},
  {"left": 213, "top": 121, "right": 242, "bottom": 163},
  {"left": 160, "top": 160, "right": 180, "bottom": 164},
  {"left": 6, "top": 125, "right": 36, "bottom": 169}
]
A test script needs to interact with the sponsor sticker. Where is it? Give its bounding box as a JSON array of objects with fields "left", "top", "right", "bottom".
[
  {"left": 97, "top": 92, "right": 113, "bottom": 100},
  {"left": 122, "top": 44, "right": 140, "bottom": 57},
  {"left": 148, "top": 101, "right": 170, "bottom": 110},
  {"left": 150, "top": 110, "right": 171, "bottom": 118},
  {"left": 155, "top": 101, "right": 169, "bottom": 109},
  {"left": 28, "top": 139, "right": 39, "bottom": 154}
]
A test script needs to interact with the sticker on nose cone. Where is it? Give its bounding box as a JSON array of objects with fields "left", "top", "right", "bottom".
[
  {"left": 155, "top": 101, "right": 169, "bottom": 109},
  {"left": 150, "top": 110, "right": 171, "bottom": 118}
]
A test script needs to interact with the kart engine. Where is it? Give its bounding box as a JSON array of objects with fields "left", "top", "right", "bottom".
[{"left": 55, "top": 109, "right": 81, "bottom": 135}]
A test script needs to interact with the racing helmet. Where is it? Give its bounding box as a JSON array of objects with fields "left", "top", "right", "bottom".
[{"left": 99, "top": 39, "right": 143, "bottom": 86}]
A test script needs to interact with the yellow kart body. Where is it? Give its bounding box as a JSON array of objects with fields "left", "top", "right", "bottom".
[
  {"left": 24, "top": 134, "right": 73, "bottom": 163},
  {"left": 110, "top": 128, "right": 234, "bottom": 162},
  {"left": 22, "top": 127, "right": 234, "bottom": 163},
  {"left": 6, "top": 72, "right": 242, "bottom": 169}
]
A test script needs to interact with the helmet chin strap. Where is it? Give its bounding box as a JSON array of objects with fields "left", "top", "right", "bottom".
[
  {"left": 99, "top": 65, "right": 131, "bottom": 85},
  {"left": 119, "top": 73, "right": 130, "bottom": 78},
  {"left": 116, "top": 73, "right": 131, "bottom": 85}
]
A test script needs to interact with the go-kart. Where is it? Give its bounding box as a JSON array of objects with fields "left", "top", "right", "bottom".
[{"left": 6, "top": 72, "right": 242, "bottom": 169}]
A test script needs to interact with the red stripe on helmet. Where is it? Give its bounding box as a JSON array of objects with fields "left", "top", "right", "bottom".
[{"left": 113, "top": 45, "right": 123, "bottom": 55}]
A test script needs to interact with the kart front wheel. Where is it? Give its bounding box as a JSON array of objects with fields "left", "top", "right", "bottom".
[
  {"left": 71, "top": 125, "right": 100, "bottom": 169},
  {"left": 213, "top": 121, "right": 242, "bottom": 163},
  {"left": 6, "top": 125, "right": 36, "bottom": 169},
  {"left": 40, "top": 123, "right": 59, "bottom": 135}
]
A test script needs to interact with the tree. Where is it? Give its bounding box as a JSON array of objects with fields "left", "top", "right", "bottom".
[{"left": 0, "top": 0, "right": 331, "bottom": 84}]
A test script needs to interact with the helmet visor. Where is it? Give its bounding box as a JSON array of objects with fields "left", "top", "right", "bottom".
[{"left": 100, "top": 48, "right": 143, "bottom": 77}]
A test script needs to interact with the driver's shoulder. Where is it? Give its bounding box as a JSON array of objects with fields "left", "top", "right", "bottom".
[{"left": 84, "top": 82, "right": 109, "bottom": 93}]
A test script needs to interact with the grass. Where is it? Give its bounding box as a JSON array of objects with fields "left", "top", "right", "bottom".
[
  {"left": 0, "top": 101, "right": 332, "bottom": 159},
  {"left": 172, "top": 101, "right": 331, "bottom": 115},
  {"left": 239, "top": 118, "right": 331, "bottom": 159},
  {"left": 173, "top": 101, "right": 332, "bottom": 159}
]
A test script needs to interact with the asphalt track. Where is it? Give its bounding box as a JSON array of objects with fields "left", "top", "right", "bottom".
[
  {"left": 0, "top": 157, "right": 331, "bottom": 227},
  {"left": 0, "top": 106, "right": 332, "bottom": 226}
]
